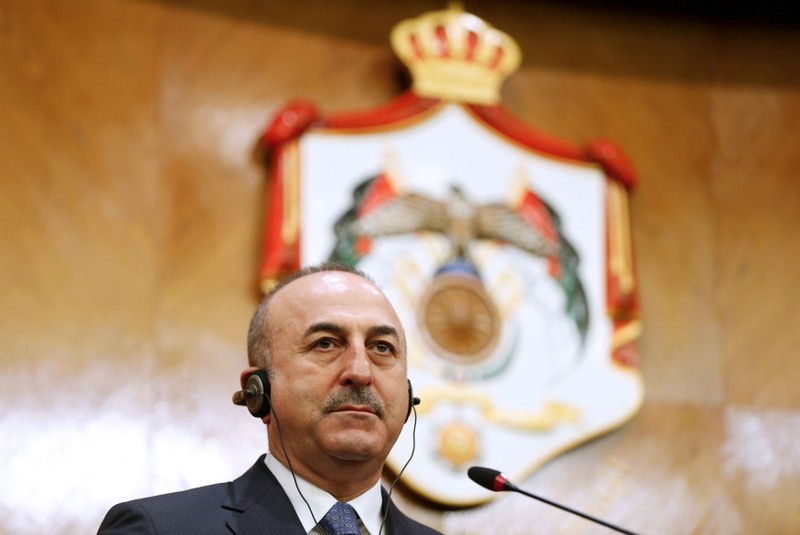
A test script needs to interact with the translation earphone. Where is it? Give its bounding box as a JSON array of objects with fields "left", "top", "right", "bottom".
[
  {"left": 232, "top": 369, "right": 272, "bottom": 418},
  {"left": 232, "top": 369, "right": 421, "bottom": 422}
]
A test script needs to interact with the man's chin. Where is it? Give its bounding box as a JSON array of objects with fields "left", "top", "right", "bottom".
[{"left": 323, "top": 430, "right": 386, "bottom": 462}]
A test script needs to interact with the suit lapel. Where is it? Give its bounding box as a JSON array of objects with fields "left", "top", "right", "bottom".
[
  {"left": 223, "top": 455, "right": 306, "bottom": 535},
  {"left": 382, "top": 488, "right": 416, "bottom": 535}
]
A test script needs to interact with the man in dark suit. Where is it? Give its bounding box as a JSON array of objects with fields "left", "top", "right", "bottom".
[{"left": 99, "top": 263, "right": 441, "bottom": 534}]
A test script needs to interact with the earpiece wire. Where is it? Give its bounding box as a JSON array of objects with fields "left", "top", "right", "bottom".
[
  {"left": 379, "top": 403, "right": 418, "bottom": 535},
  {"left": 266, "top": 392, "right": 330, "bottom": 535}
]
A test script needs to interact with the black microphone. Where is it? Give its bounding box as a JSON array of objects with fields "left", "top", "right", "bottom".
[{"left": 467, "top": 466, "right": 640, "bottom": 535}]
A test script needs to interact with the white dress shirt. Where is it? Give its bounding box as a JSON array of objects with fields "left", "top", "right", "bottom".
[{"left": 264, "top": 453, "right": 385, "bottom": 535}]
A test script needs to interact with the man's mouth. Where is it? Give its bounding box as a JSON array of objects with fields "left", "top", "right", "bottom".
[{"left": 332, "top": 404, "right": 375, "bottom": 414}]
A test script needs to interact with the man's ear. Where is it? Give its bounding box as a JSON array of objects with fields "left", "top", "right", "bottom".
[
  {"left": 239, "top": 366, "right": 272, "bottom": 424},
  {"left": 240, "top": 366, "right": 261, "bottom": 390}
]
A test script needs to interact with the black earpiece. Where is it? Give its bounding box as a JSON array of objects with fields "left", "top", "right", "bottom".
[
  {"left": 234, "top": 371, "right": 420, "bottom": 422},
  {"left": 232, "top": 369, "right": 271, "bottom": 418},
  {"left": 407, "top": 379, "right": 421, "bottom": 422}
]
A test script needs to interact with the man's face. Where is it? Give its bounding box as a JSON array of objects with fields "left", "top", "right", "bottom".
[{"left": 264, "top": 271, "right": 408, "bottom": 473}]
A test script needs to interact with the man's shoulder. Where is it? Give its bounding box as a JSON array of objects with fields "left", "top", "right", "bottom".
[
  {"left": 401, "top": 516, "right": 444, "bottom": 535},
  {"left": 126, "top": 480, "right": 232, "bottom": 510},
  {"left": 384, "top": 494, "right": 443, "bottom": 535},
  {"left": 98, "top": 482, "right": 234, "bottom": 534},
  {"left": 97, "top": 456, "right": 291, "bottom": 534}
]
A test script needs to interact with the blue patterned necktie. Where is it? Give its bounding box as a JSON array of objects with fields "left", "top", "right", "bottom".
[{"left": 318, "top": 501, "right": 362, "bottom": 535}]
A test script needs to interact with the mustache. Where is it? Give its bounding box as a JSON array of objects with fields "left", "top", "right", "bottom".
[{"left": 323, "top": 387, "right": 385, "bottom": 417}]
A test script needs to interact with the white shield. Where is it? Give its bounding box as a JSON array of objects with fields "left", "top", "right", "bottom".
[{"left": 260, "top": 97, "right": 643, "bottom": 505}]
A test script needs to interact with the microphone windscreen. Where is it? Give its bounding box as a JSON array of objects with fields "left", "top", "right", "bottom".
[{"left": 467, "top": 466, "right": 506, "bottom": 491}]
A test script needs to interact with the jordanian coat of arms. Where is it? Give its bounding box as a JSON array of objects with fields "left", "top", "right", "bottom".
[{"left": 258, "top": 5, "right": 643, "bottom": 506}]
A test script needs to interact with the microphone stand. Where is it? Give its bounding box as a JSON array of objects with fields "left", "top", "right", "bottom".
[
  {"left": 506, "top": 481, "right": 640, "bottom": 535},
  {"left": 467, "top": 466, "right": 640, "bottom": 535}
]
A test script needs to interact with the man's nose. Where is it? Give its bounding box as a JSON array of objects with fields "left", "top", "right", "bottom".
[{"left": 340, "top": 343, "right": 373, "bottom": 386}]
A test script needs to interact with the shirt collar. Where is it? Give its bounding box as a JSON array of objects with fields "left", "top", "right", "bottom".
[{"left": 265, "top": 453, "right": 384, "bottom": 535}]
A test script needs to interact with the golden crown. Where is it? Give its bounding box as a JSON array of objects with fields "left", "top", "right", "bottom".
[{"left": 390, "top": 3, "right": 522, "bottom": 105}]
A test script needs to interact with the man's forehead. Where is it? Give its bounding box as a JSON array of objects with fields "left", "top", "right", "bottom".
[
  {"left": 276, "top": 271, "right": 378, "bottom": 299},
  {"left": 268, "top": 271, "right": 407, "bottom": 350},
  {"left": 270, "top": 271, "right": 397, "bottom": 320}
]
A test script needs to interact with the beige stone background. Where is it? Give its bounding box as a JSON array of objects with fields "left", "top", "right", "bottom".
[{"left": 1, "top": 0, "right": 799, "bottom": 533}]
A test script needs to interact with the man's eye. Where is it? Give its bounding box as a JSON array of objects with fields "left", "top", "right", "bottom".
[
  {"left": 374, "top": 342, "right": 393, "bottom": 354},
  {"left": 314, "top": 338, "right": 334, "bottom": 350}
]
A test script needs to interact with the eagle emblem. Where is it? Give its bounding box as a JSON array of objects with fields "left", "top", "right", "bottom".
[{"left": 329, "top": 172, "right": 590, "bottom": 363}]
